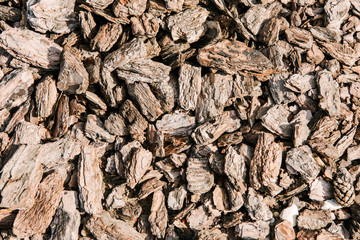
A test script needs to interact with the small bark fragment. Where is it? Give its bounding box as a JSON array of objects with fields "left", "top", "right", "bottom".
[
  {"left": 149, "top": 190, "right": 168, "bottom": 238},
  {"left": 261, "top": 104, "right": 292, "bottom": 138},
  {"left": 167, "top": 185, "right": 187, "bottom": 210},
  {"left": 224, "top": 146, "right": 247, "bottom": 192},
  {"left": 131, "top": 13, "right": 160, "bottom": 38},
  {"left": 246, "top": 188, "right": 273, "bottom": 222},
  {"left": 85, "top": 114, "right": 115, "bottom": 143},
  {"left": 235, "top": 221, "right": 270, "bottom": 239},
  {"left": 91, "top": 22, "right": 122, "bottom": 52},
  {"left": 178, "top": 63, "right": 202, "bottom": 111},
  {"left": 317, "top": 70, "right": 340, "bottom": 117},
  {"left": 186, "top": 157, "right": 214, "bottom": 194},
  {"left": 285, "top": 27, "right": 313, "bottom": 49},
  {"left": 35, "top": 76, "right": 57, "bottom": 118},
  {"left": 274, "top": 221, "right": 296, "bottom": 240},
  {"left": 297, "top": 209, "right": 335, "bottom": 230}
]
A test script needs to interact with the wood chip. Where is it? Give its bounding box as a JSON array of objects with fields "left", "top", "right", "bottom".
[{"left": 149, "top": 190, "right": 168, "bottom": 238}]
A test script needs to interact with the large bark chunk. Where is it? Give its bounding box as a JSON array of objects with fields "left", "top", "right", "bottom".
[
  {"left": 197, "top": 39, "right": 274, "bottom": 76},
  {"left": 224, "top": 146, "right": 247, "bottom": 192},
  {"left": 186, "top": 157, "right": 214, "bottom": 194},
  {"left": 0, "top": 27, "right": 62, "bottom": 69}
]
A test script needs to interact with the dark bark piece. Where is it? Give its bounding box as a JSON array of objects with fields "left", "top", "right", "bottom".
[
  {"left": 127, "top": 82, "right": 164, "bottom": 122},
  {"left": 195, "top": 73, "right": 233, "bottom": 123},
  {"left": 85, "top": 212, "right": 145, "bottom": 240},
  {"left": 79, "top": 11, "right": 97, "bottom": 41},
  {"left": 58, "top": 46, "right": 89, "bottom": 94},
  {"left": 0, "top": 5, "right": 21, "bottom": 21},
  {"left": 53, "top": 94, "right": 70, "bottom": 138},
  {"left": 217, "top": 131, "right": 243, "bottom": 147},
  {"left": 13, "top": 170, "right": 66, "bottom": 238},
  {"left": 0, "top": 144, "right": 42, "bottom": 209},
  {"left": 120, "top": 100, "right": 148, "bottom": 143},
  {"left": 78, "top": 145, "right": 104, "bottom": 214},
  {"left": 104, "top": 112, "right": 128, "bottom": 136},
  {"left": 261, "top": 104, "right": 292, "bottom": 138},
  {"left": 155, "top": 158, "right": 181, "bottom": 182},
  {"left": 259, "top": 18, "right": 280, "bottom": 46},
  {"left": 112, "top": 0, "right": 147, "bottom": 18},
  {"left": 197, "top": 39, "right": 274, "bottom": 77},
  {"left": 285, "top": 145, "right": 321, "bottom": 182},
  {"left": 125, "top": 146, "right": 152, "bottom": 189},
  {"left": 0, "top": 69, "right": 34, "bottom": 111},
  {"left": 0, "top": 109, "right": 10, "bottom": 129},
  {"left": 317, "top": 70, "right": 340, "bottom": 117},
  {"left": 285, "top": 27, "right": 313, "bottom": 49},
  {"left": 250, "top": 132, "right": 283, "bottom": 196},
  {"left": 91, "top": 22, "right": 122, "bottom": 52},
  {"left": 81, "top": 50, "right": 101, "bottom": 84},
  {"left": 149, "top": 190, "right": 168, "bottom": 238},
  {"left": 131, "top": 13, "right": 160, "bottom": 37},
  {"left": 297, "top": 210, "right": 334, "bottom": 230},
  {"left": 334, "top": 167, "right": 355, "bottom": 207},
  {"left": 4, "top": 101, "right": 31, "bottom": 133},
  {"left": 138, "top": 177, "right": 166, "bottom": 199},
  {"left": 27, "top": 0, "right": 77, "bottom": 34},
  {"left": 85, "top": 114, "right": 115, "bottom": 143},
  {"left": 186, "top": 157, "right": 214, "bottom": 194},
  {"left": 117, "top": 58, "right": 171, "bottom": 84},
  {"left": 167, "top": 6, "right": 209, "bottom": 43},
  {"left": 192, "top": 111, "right": 241, "bottom": 146},
  {"left": 0, "top": 27, "right": 62, "bottom": 69},
  {"left": 159, "top": 35, "right": 195, "bottom": 68},
  {"left": 49, "top": 191, "right": 81, "bottom": 240},
  {"left": 35, "top": 76, "right": 57, "bottom": 118},
  {"left": 269, "top": 73, "right": 297, "bottom": 104},
  {"left": 178, "top": 63, "right": 202, "bottom": 111}
]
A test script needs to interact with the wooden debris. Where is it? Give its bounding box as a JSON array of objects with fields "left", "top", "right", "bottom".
[
  {"left": 297, "top": 210, "right": 335, "bottom": 230},
  {"left": 0, "top": 27, "right": 62, "bottom": 69},
  {"left": 186, "top": 156, "right": 214, "bottom": 195},
  {"left": 91, "top": 22, "right": 122, "bottom": 52},
  {"left": 224, "top": 146, "right": 247, "bottom": 192},
  {"left": 149, "top": 190, "right": 168, "bottom": 238},
  {"left": 261, "top": 104, "right": 292, "bottom": 138},
  {"left": 178, "top": 63, "right": 202, "bottom": 111},
  {"left": 275, "top": 221, "right": 296, "bottom": 240},
  {"left": 167, "top": 185, "right": 187, "bottom": 210},
  {"left": 246, "top": 188, "right": 273, "bottom": 222},
  {"left": 27, "top": 0, "right": 77, "bottom": 34},
  {"left": 235, "top": 221, "right": 270, "bottom": 239},
  {"left": 138, "top": 177, "right": 166, "bottom": 199},
  {"left": 35, "top": 76, "right": 58, "bottom": 118},
  {"left": 125, "top": 146, "right": 152, "bottom": 189},
  {"left": 317, "top": 70, "right": 340, "bottom": 117}
]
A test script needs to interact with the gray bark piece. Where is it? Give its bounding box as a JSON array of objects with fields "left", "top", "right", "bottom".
[
  {"left": 78, "top": 145, "right": 104, "bottom": 215},
  {"left": 224, "top": 146, "right": 247, "bottom": 192},
  {"left": 269, "top": 73, "right": 297, "bottom": 104},
  {"left": 149, "top": 190, "right": 168, "bottom": 238},
  {"left": 297, "top": 209, "right": 335, "bottom": 230},
  {"left": 235, "top": 221, "right": 270, "bottom": 239},
  {"left": 233, "top": 73, "right": 262, "bottom": 98},
  {"left": 178, "top": 63, "right": 202, "bottom": 111},
  {"left": 85, "top": 212, "right": 145, "bottom": 240},
  {"left": 50, "top": 191, "right": 81, "bottom": 240},
  {"left": 197, "top": 39, "right": 274, "bottom": 77},
  {"left": 138, "top": 178, "right": 166, "bottom": 199},
  {"left": 58, "top": 47, "right": 89, "bottom": 94},
  {"left": 156, "top": 112, "right": 195, "bottom": 136},
  {"left": 186, "top": 157, "right": 214, "bottom": 194},
  {"left": 104, "top": 113, "right": 128, "bottom": 136},
  {"left": 0, "top": 69, "right": 34, "bottom": 110},
  {"left": 317, "top": 70, "right": 341, "bottom": 117},
  {"left": 86, "top": 0, "right": 114, "bottom": 9},
  {"left": 196, "top": 73, "right": 233, "bottom": 123},
  {"left": 167, "top": 7, "right": 209, "bottom": 43},
  {"left": 125, "top": 147, "right": 153, "bottom": 189},
  {"left": 0, "top": 144, "right": 42, "bottom": 209},
  {"left": 106, "top": 184, "right": 128, "bottom": 209},
  {"left": 85, "top": 114, "right": 115, "bottom": 143},
  {"left": 167, "top": 185, "right": 187, "bottom": 210},
  {"left": 325, "top": 0, "right": 351, "bottom": 30},
  {"left": 284, "top": 73, "right": 316, "bottom": 93},
  {"left": 0, "top": 27, "right": 62, "bottom": 69},
  {"left": 35, "top": 76, "right": 57, "bottom": 118},
  {"left": 117, "top": 58, "right": 171, "bottom": 84},
  {"left": 285, "top": 145, "right": 321, "bottom": 182},
  {"left": 27, "top": 0, "right": 78, "bottom": 34},
  {"left": 242, "top": 2, "right": 281, "bottom": 35},
  {"left": 192, "top": 112, "right": 241, "bottom": 146},
  {"left": 246, "top": 188, "right": 273, "bottom": 222},
  {"left": 261, "top": 104, "right": 292, "bottom": 138}
]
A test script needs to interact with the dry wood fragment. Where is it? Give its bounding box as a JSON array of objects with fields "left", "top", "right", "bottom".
[
  {"left": 195, "top": 73, "right": 233, "bottom": 122},
  {"left": 198, "top": 228, "right": 228, "bottom": 240},
  {"left": 35, "top": 76, "right": 57, "bottom": 118},
  {"left": 0, "top": 5, "right": 21, "bottom": 22},
  {"left": 235, "top": 221, "right": 270, "bottom": 239},
  {"left": 259, "top": 18, "right": 280, "bottom": 46},
  {"left": 0, "top": 27, "right": 62, "bottom": 69},
  {"left": 286, "top": 145, "right": 321, "bottom": 182},
  {"left": 125, "top": 146, "right": 152, "bottom": 189},
  {"left": 149, "top": 190, "right": 168, "bottom": 238},
  {"left": 0, "top": 144, "right": 42, "bottom": 209},
  {"left": 321, "top": 42, "right": 360, "bottom": 66},
  {"left": 297, "top": 209, "right": 335, "bottom": 230},
  {"left": 86, "top": 0, "right": 114, "bottom": 9},
  {"left": 274, "top": 221, "right": 296, "bottom": 240},
  {"left": 325, "top": 0, "right": 351, "bottom": 30},
  {"left": 106, "top": 184, "right": 128, "bottom": 209},
  {"left": 112, "top": 0, "right": 147, "bottom": 18},
  {"left": 186, "top": 157, "right": 214, "bottom": 194},
  {"left": 85, "top": 91, "right": 107, "bottom": 113},
  {"left": 167, "top": 6, "right": 209, "bottom": 43},
  {"left": 333, "top": 167, "right": 355, "bottom": 207},
  {"left": 78, "top": 145, "right": 104, "bottom": 214},
  {"left": 85, "top": 211, "right": 145, "bottom": 240},
  {"left": 224, "top": 146, "right": 247, "bottom": 192},
  {"left": 27, "top": 0, "right": 77, "bottom": 34},
  {"left": 197, "top": 39, "right": 274, "bottom": 76},
  {"left": 261, "top": 104, "right": 292, "bottom": 138},
  {"left": 14, "top": 121, "right": 47, "bottom": 144},
  {"left": 178, "top": 63, "right": 201, "bottom": 111},
  {"left": 49, "top": 191, "right": 81, "bottom": 240},
  {"left": 186, "top": 200, "right": 221, "bottom": 230},
  {"left": 13, "top": 170, "right": 66, "bottom": 238},
  {"left": 91, "top": 22, "right": 122, "bottom": 52},
  {"left": 250, "top": 132, "right": 283, "bottom": 196},
  {"left": 156, "top": 112, "right": 195, "bottom": 137},
  {"left": 85, "top": 114, "right": 115, "bottom": 143},
  {"left": 131, "top": 13, "right": 160, "bottom": 37},
  {"left": 285, "top": 27, "right": 313, "bottom": 49},
  {"left": 53, "top": 94, "right": 70, "bottom": 138},
  {"left": 58, "top": 46, "right": 89, "bottom": 94},
  {"left": 246, "top": 188, "right": 273, "bottom": 222},
  {"left": 104, "top": 112, "right": 128, "bottom": 136},
  {"left": 138, "top": 177, "right": 166, "bottom": 199},
  {"left": 309, "top": 177, "right": 333, "bottom": 202},
  {"left": 168, "top": 185, "right": 187, "bottom": 210},
  {"left": 0, "top": 69, "right": 34, "bottom": 111},
  {"left": 78, "top": 11, "right": 97, "bottom": 41},
  {"left": 81, "top": 50, "right": 101, "bottom": 84},
  {"left": 317, "top": 70, "right": 340, "bottom": 117}
]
